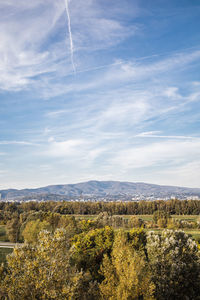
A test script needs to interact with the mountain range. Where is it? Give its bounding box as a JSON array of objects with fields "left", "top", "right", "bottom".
[{"left": 0, "top": 180, "right": 200, "bottom": 201}]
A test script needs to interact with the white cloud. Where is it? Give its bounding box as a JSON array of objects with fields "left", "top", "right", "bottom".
[
  {"left": 45, "top": 137, "right": 108, "bottom": 165},
  {"left": 95, "top": 96, "right": 150, "bottom": 129},
  {"left": 0, "top": 141, "right": 36, "bottom": 145},
  {"left": 46, "top": 109, "right": 73, "bottom": 118},
  {"left": 99, "top": 50, "right": 200, "bottom": 86},
  {"left": 37, "top": 48, "right": 200, "bottom": 100},
  {"left": 135, "top": 132, "right": 198, "bottom": 139},
  {"left": 0, "top": 0, "right": 65, "bottom": 90},
  {"left": 154, "top": 161, "right": 200, "bottom": 188},
  {"left": 86, "top": 147, "right": 107, "bottom": 161},
  {"left": 42, "top": 80, "right": 200, "bottom": 151},
  {"left": 0, "top": 0, "right": 199, "bottom": 96},
  {"left": 111, "top": 139, "right": 200, "bottom": 169},
  {"left": 163, "top": 87, "right": 181, "bottom": 100},
  {"left": 136, "top": 131, "right": 162, "bottom": 137},
  {"left": 0, "top": 0, "right": 136, "bottom": 92},
  {"left": 46, "top": 139, "right": 85, "bottom": 157},
  {"left": 67, "top": 0, "right": 137, "bottom": 51},
  {"left": 1, "top": 1, "right": 200, "bottom": 190}
]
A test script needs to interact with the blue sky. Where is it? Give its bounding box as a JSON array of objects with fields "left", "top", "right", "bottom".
[{"left": 0, "top": 0, "right": 200, "bottom": 189}]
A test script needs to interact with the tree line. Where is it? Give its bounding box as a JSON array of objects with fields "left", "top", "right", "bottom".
[{"left": 1, "top": 199, "right": 200, "bottom": 221}]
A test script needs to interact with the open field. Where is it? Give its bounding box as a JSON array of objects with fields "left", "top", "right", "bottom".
[
  {"left": 0, "top": 247, "right": 13, "bottom": 264},
  {"left": 121, "top": 215, "right": 200, "bottom": 222},
  {"left": 75, "top": 214, "right": 199, "bottom": 221},
  {"left": 172, "top": 215, "right": 199, "bottom": 221},
  {"left": 184, "top": 230, "right": 200, "bottom": 241}
]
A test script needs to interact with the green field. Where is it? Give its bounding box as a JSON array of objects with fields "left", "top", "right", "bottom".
[
  {"left": 74, "top": 214, "right": 199, "bottom": 222},
  {"left": 172, "top": 215, "right": 199, "bottom": 222},
  {"left": 0, "top": 247, "right": 13, "bottom": 264},
  {"left": 123, "top": 215, "right": 199, "bottom": 222},
  {"left": 184, "top": 230, "right": 200, "bottom": 241}
]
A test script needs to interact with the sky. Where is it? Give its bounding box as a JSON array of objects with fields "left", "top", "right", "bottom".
[{"left": 0, "top": 0, "right": 200, "bottom": 189}]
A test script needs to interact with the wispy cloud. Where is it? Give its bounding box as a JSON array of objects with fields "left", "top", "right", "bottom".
[
  {"left": 111, "top": 139, "right": 200, "bottom": 169},
  {"left": 45, "top": 138, "right": 86, "bottom": 157},
  {"left": 0, "top": 140, "right": 37, "bottom": 145},
  {"left": 1, "top": 0, "right": 200, "bottom": 189},
  {"left": 1, "top": 0, "right": 199, "bottom": 95},
  {"left": 153, "top": 161, "right": 200, "bottom": 188},
  {"left": 99, "top": 50, "right": 200, "bottom": 87},
  {"left": 35, "top": 48, "right": 200, "bottom": 99},
  {"left": 0, "top": 0, "right": 65, "bottom": 90},
  {"left": 135, "top": 132, "right": 199, "bottom": 139},
  {"left": 0, "top": 0, "right": 136, "bottom": 92}
]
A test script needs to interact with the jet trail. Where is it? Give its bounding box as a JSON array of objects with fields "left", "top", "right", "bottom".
[{"left": 64, "top": 0, "right": 76, "bottom": 74}]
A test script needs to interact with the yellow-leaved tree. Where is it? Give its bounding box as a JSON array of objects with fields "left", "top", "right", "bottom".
[
  {"left": 99, "top": 230, "right": 155, "bottom": 300},
  {"left": 22, "top": 219, "right": 52, "bottom": 243},
  {"left": 1, "top": 229, "right": 83, "bottom": 299}
]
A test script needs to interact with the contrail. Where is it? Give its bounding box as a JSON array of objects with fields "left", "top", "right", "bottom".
[{"left": 64, "top": 0, "right": 76, "bottom": 74}]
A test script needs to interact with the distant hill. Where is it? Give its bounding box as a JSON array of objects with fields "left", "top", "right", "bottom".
[{"left": 0, "top": 180, "right": 200, "bottom": 201}]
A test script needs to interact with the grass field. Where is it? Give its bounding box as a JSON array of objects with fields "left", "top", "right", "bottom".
[
  {"left": 0, "top": 247, "right": 13, "bottom": 264},
  {"left": 74, "top": 214, "right": 199, "bottom": 222},
  {"left": 184, "top": 230, "right": 200, "bottom": 241},
  {"left": 122, "top": 215, "right": 199, "bottom": 222},
  {"left": 172, "top": 215, "right": 199, "bottom": 222}
]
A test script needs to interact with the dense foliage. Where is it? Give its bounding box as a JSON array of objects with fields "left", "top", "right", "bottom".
[
  {"left": 1, "top": 226, "right": 200, "bottom": 299},
  {"left": 1, "top": 201, "right": 200, "bottom": 299}
]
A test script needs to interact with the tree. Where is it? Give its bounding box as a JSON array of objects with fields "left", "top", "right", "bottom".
[
  {"left": 153, "top": 210, "right": 171, "bottom": 228},
  {"left": 72, "top": 226, "right": 114, "bottom": 280},
  {"left": 99, "top": 230, "right": 154, "bottom": 300},
  {"left": 129, "top": 216, "right": 145, "bottom": 228},
  {"left": 1, "top": 229, "right": 83, "bottom": 299},
  {"left": 128, "top": 227, "right": 147, "bottom": 254},
  {"left": 6, "top": 216, "right": 21, "bottom": 242},
  {"left": 22, "top": 219, "right": 52, "bottom": 243},
  {"left": 147, "top": 229, "right": 200, "bottom": 300}
]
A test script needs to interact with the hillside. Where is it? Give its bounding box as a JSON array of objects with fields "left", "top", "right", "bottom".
[{"left": 0, "top": 180, "right": 200, "bottom": 201}]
